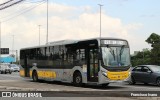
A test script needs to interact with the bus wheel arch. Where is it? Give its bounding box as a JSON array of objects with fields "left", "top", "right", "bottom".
[
  {"left": 32, "top": 70, "right": 39, "bottom": 82},
  {"left": 73, "top": 70, "right": 83, "bottom": 86}
]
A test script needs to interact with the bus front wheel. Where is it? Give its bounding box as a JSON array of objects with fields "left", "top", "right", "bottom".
[
  {"left": 32, "top": 71, "right": 38, "bottom": 82},
  {"left": 73, "top": 72, "right": 82, "bottom": 87}
]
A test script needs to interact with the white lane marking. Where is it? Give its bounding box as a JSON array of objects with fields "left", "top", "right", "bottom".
[
  {"left": 112, "top": 84, "right": 160, "bottom": 91},
  {"left": 0, "top": 74, "right": 21, "bottom": 78},
  {"left": 0, "top": 80, "right": 22, "bottom": 82}
]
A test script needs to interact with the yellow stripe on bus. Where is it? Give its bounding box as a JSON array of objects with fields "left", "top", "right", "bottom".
[
  {"left": 37, "top": 71, "right": 56, "bottom": 79},
  {"left": 107, "top": 71, "right": 129, "bottom": 80},
  {"left": 19, "top": 70, "right": 25, "bottom": 77},
  {"left": 30, "top": 70, "right": 32, "bottom": 77}
]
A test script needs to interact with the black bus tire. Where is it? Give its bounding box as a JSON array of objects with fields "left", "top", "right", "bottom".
[{"left": 73, "top": 72, "right": 82, "bottom": 87}]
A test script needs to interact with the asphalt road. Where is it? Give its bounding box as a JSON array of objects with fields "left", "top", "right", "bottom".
[
  {"left": 0, "top": 72, "right": 159, "bottom": 91},
  {"left": 0, "top": 72, "right": 160, "bottom": 100},
  {"left": 0, "top": 72, "right": 22, "bottom": 80}
]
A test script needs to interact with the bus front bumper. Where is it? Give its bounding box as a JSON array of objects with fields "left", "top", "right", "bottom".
[{"left": 99, "top": 70, "right": 131, "bottom": 84}]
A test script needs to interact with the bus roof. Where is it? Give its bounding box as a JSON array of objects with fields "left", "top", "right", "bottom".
[{"left": 20, "top": 37, "right": 128, "bottom": 50}]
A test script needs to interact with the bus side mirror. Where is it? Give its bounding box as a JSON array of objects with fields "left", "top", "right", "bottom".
[{"left": 98, "top": 52, "right": 102, "bottom": 60}]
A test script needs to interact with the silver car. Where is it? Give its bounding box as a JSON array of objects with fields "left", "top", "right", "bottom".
[
  {"left": 9, "top": 64, "right": 20, "bottom": 72},
  {"left": 0, "top": 64, "right": 12, "bottom": 74}
]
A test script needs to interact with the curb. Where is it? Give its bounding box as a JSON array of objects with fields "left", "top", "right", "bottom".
[
  {"left": 0, "top": 86, "right": 61, "bottom": 91},
  {"left": 0, "top": 86, "right": 159, "bottom": 100}
]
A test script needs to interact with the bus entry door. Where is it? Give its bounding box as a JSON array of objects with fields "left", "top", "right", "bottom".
[
  {"left": 87, "top": 49, "right": 98, "bottom": 82},
  {"left": 24, "top": 54, "right": 30, "bottom": 77}
]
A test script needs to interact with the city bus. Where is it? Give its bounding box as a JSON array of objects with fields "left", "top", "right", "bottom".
[{"left": 20, "top": 37, "right": 131, "bottom": 86}]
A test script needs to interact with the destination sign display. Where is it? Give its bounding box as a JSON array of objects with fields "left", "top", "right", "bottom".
[{"left": 101, "top": 40, "right": 128, "bottom": 45}]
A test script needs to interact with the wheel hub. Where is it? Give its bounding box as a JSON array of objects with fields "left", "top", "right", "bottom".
[
  {"left": 76, "top": 76, "right": 81, "bottom": 83},
  {"left": 157, "top": 79, "right": 160, "bottom": 85}
]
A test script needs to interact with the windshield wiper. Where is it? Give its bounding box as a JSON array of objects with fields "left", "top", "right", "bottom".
[
  {"left": 109, "top": 47, "right": 116, "bottom": 60},
  {"left": 119, "top": 45, "right": 125, "bottom": 61}
]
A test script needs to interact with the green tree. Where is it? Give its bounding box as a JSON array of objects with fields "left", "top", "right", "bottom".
[
  {"left": 146, "top": 33, "right": 160, "bottom": 65},
  {"left": 131, "top": 50, "right": 151, "bottom": 66}
]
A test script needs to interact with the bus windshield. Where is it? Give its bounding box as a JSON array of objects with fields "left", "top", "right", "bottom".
[{"left": 101, "top": 46, "right": 130, "bottom": 67}]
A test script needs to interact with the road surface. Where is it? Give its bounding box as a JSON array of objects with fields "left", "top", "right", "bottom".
[{"left": 0, "top": 72, "right": 159, "bottom": 100}]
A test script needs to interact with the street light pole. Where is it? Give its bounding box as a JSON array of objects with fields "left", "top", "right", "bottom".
[
  {"left": 12, "top": 35, "right": 14, "bottom": 54},
  {"left": 98, "top": 4, "right": 103, "bottom": 39},
  {"left": 46, "top": 0, "right": 49, "bottom": 44},
  {"left": 0, "top": 22, "right": 1, "bottom": 63},
  {"left": 38, "top": 25, "right": 41, "bottom": 45},
  {"left": 16, "top": 50, "right": 18, "bottom": 64}
]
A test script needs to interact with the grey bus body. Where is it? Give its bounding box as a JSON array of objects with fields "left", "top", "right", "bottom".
[{"left": 20, "top": 37, "right": 131, "bottom": 86}]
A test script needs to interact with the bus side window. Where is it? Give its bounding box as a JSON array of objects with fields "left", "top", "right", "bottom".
[
  {"left": 75, "top": 49, "right": 86, "bottom": 65},
  {"left": 80, "top": 49, "right": 86, "bottom": 63},
  {"left": 46, "top": 47, "right": 50, "bottom": 59},
  {"left": 37, "top": 48, "right": 42, "bottom": 60},
  {"left": 53, "top": 46, "right": 60, "bottom": 60},
  {"left": 49, "top": 46, "right": 54, "bottom": 60},
  {"left": 66, "top": 47, "right": 73, "bottom": 64}
]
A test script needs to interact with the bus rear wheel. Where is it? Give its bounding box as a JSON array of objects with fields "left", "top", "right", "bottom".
[
  {"left": 32, "top": 71, "right": 38, "bottom": 82},
  {"left": 73, "top": 72, "right": 82, "bottom": 87}
]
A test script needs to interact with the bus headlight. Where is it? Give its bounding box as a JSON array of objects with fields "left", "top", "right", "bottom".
[
  {"left": 101, "top": 70, "right": 107, "bottom": 77},
  {"left": 128, "top": 68, "right": 132, "bottom": 76},
  {"left": 129, "top": 71, "right": 131, "bottom": 75}
]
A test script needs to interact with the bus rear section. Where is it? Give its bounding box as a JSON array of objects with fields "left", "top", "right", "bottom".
[{"left": 20, "top": 50, "right": 30, "bottom": 78}]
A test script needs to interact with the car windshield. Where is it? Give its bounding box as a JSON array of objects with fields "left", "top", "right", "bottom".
[
  {"left": 149, "top": 66, "right": 160, "bottom": 72},
  {"left": 10, "top": 64, "right": 18, "bottom": 67},
  {"left": 101, "top": 46, "right": 130, "bottom": 67}
]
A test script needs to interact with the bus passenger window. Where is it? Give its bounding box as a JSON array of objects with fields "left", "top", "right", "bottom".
[{"left": 75, "top": 49, "right": 86, "bottom": 65}]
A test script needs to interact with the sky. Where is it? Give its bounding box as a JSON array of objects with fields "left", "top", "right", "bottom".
[{"left": 0, "top": 0, "right": 160, "bottom": 56}]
